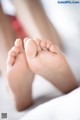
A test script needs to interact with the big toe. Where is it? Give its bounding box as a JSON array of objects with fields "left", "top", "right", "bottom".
[
  {"left": 15, "top": 38, "right": 23, "bottom": 51},
  {"left": 24, "top": 38, "right": 38, "bottom": 59}
]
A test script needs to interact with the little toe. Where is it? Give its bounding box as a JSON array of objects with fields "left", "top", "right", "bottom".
[
  {"left": 24, "top": 38, "right": 38, "bottom": 58},
  {"left": 8, "top": 50, "right": 16, "bottom": 57},
  {"left": 33, "top": 38, "right": 41, "bottom": 52},
  {"left": 7, "top": 55, "right": 15, "bottom": 67},
  {"left": 49, "top": 44, "right": 59, "bottom": 54}
]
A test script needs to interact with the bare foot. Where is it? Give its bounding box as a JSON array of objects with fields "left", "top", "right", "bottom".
[
  {"left": 6, "top": 38, "right": 34, "bottom": 111},
  {"left": 24, "top": 38, "right": 78, "bottom": 93}
]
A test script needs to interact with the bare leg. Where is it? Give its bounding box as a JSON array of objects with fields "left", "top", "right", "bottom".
[
  {"left": 7, "top": 39, "right": 34, "bottom": 111},
  {"left": 0, "top": 5, "right": 17, "bottom": 78},
  {"left": 13, "top": 0, "right": 62, "bottom": 48},
  {"left": 24, "top": 38, "right": 78, "bottom": 93}
]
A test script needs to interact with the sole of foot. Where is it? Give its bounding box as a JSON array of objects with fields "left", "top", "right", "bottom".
[
  {"left": 24, "top": 38, "right": 78, "bottom": 93},
  {"left": 6, "top": 38, "right": 34, "bottom": 111}
]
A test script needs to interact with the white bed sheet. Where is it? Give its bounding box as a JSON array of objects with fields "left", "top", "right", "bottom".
[{"left": 21, "top": 87, "right": 80, "bottom": 120}]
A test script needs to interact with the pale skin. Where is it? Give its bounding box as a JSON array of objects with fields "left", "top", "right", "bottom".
[
  {"left": 7, "top": 38, "right": 78, "bottom": 111},
  {"left": 24, "top": 38, "right": 78, "bottom": 93},
  {"left": 7, "top": 39, "right": 34, "bottom": 111},
  {"left": 0, "top": 0, "right": 62, "bottom": 78}
]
